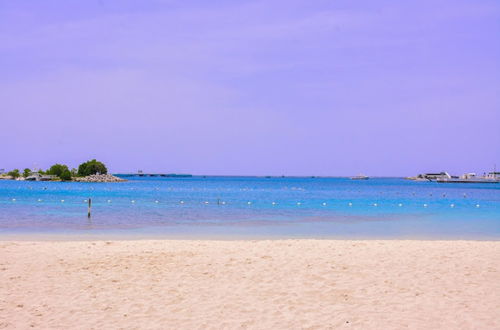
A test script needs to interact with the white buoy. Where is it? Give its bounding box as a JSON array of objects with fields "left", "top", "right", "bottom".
[
  {"left": 107, "top": 200, "right": 111, "bottom": 203},
  {"left": 12, "top": 198, "right": 16, "bottom": 202},
  {"left": 272, "top": 202, "right": 276, "bottom": 205},
  {"left": 450, "top": 204, "right": 455, "bottom": 208},
  {"left": 155, "top": 200, "right": 159, "bottom": 203},
  {"left": 398, "top": 203, "right": 403, "bottom": 207},
  {"left": 38, "top": 199, "right": 42, "bottom": 202},
  {"left": 247, "top": 201, "right": 252, "bottom": 205},
  {"left": 221, "top": 201, "right": 226, "bottom": 205},
  {"left": 204, "top": 201, "right": 209, "bottom": 204},
  {"left": 322, "top": 202, "right": 327, "bottom": 206},
  {"left": 180, "top": 200, "right": 184, "bottom": 204},
  {"left": 373, "top": 203, "right": 378, "bottom": 207},
  {"left": 61, "top": 200, "right": 65, "bottom": 203},
  {"left": 348, "top": 202, "right": 352, "bottom": 206},
  {"left": 84, "top": 199, "right": 88, "bottom": 203},
  {"left": 297, "top": 202, "right": 301, "bottom": 205},
  {"left": 476, "top": 204, "right": 480, "bottom": 208},
  {"left": 423, "top": 204, "right": 428, "bottom": 207},
  {"left": 131, "top": 200, "right": 135, "bottom": 203}
]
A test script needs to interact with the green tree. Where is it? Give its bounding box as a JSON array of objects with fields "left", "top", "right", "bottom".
[
  {"left": 8, "top": 169, "right": 20, "bottom": 179},
  {"left": 59, "top": 169, "right": 72, "bottom": 181},
  {"left": 47, "top": 164, "right": 69, "bottom": 177},
  {"left": 23, "top": 168, "right": 31, "bottom": 178},
  {"left": 77, "top": 159, "right": 107, "bottom": 176}
]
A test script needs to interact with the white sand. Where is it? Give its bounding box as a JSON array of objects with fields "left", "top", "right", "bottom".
[{"left": 1, "top": 240, "right": 499, "bottom": 329}]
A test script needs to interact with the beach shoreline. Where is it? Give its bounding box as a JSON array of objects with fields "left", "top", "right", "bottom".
[{"left": 1, "top": 239, "right": 498, "bottom": 329}]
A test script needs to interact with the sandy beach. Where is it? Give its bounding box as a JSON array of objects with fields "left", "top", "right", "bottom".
[{"left": 0, "top": 239, "right": 498, "bottom": 329}]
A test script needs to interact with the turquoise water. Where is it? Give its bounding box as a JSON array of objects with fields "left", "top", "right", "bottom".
[{"left": 0, "top": 177, "right": 499, "bottom": 239}]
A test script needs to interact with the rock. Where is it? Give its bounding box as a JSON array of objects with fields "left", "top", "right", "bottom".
[{"left": 73, "top": 174, "right": 127, "bottom": 183}]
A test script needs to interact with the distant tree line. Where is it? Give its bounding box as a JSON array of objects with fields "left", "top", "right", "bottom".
[{"left": 4, "top": 159, "right": 107, "bottom": 181}]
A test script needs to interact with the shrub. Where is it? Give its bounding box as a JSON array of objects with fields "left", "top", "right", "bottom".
[
  {"left": 8, "top": 169, "right": 20, "bottom": 179},
  {"left": 59, "top": 169, "right": 72, "bottom": 181},
  {"left": 23, "top": 168, "right": 31, "bottom": 178},
  {"left": 47, "top": 164, "right": 69, "bottom": 178},
  {"left": 77, "top": 159, "right": 107, "bottom": 176}
]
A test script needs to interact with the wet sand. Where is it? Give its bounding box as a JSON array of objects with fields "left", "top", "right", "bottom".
[{"left": 1, "top": 240, "right": 499, "bottom": 329}]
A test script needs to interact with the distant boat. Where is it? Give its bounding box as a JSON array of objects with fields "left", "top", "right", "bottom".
[
  {"left": 437, "top": 171, "right": 499, "bottom": 184},
  {"left": 351, "top": 174, "right": 369, "bottom": 180},
  {"left": 437, "top": 178, "right": 499, "bottom": 184}
]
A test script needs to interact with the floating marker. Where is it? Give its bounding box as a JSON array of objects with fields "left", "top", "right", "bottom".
[
  {"left": 476, "top": 204, "right": 480, "bottom": 208},
  {"left": 88, "top": 198, "right": 92, "bottom": 218},
  {"left": 12, "top": 198, "right": 16, "bottom": 202},
  {"left": 373, "top": 203, "right": 378, "bottom": 207},
  {"left": 450, "top": 204, "right": 455, "bottom": 208},
  {"left": 38, "top": 199, "right": 42, "bottom": 202},
  {"left": 131, "top": 200, "right": 135, "bottom": 203},
  {"left": 398, "top": 203, "right": 403, "bottom": 207},
  {"left": 423, "top": 204, "right": 428, "bottom": 207},
  {"left": 247, "top": 201, "right": 252, "bottom": 205},
  {"left": 84, "top": 199, "right": 88, "bottom": 203},
  {"left": 180, "top": 200, "right": 184, "bottom": 204},
  {"left": 348, "top": 202, "right": 352, "bottom": 206},
  {"left": 322, "top": 202, "right": 327, "bottom": 206},
  {"left": 272, "top": 202, "right": 276, "bottom": 205},
  {"left": 221, "top": 201, "right": 226, "bottom": 205},
  {"left": 107, "top": 200, "right": 112, "bottom": 203},
  {"left": 297, "top": 202, "right": 301, "bottom": 205},
  {"left": 155, "top": 200, "right": 159, "bottom": 203},
  {"left": 61, "top": 200, "right": 65, "bottom": 203}
]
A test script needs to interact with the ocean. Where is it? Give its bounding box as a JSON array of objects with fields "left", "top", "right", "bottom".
[{"left": 0, "top": 176, "right": 499, "bottom": 239}]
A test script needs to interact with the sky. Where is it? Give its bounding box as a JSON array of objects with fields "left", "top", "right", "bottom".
[{"left": 1, "top": 0, "right": 499, "bottom": 176}]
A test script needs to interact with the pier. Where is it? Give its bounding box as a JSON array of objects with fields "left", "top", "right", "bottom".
[{"left": 116, "top": 173, "right": 193, "bottom": 178}]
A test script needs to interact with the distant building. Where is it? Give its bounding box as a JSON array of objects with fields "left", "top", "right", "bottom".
[
  {"left": 410, "top": 172, "right": 452, "bottom": 181},
  {"left": 460, "top": 173, "right": 477, "bottom": 180},
  {"left": 26, "top": 173, "right": 57, "bottom": 181}
]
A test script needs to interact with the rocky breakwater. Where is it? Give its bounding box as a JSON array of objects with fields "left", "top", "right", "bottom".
[{"left": 73, "top": 174, "right": 127, "bottom": 182}]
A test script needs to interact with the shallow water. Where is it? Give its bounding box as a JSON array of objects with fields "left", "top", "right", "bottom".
[{"left": 0, "top": 176, "right": 499, "bottom": 239}]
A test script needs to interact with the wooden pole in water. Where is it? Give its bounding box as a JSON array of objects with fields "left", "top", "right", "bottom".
[{"left": 88, "top": 198, "right": 92, "bottom": 218}]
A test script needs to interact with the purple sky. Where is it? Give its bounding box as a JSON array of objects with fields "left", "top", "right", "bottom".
[{"left": 1, "top": 0, "right": 499, "bottom": 176}]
